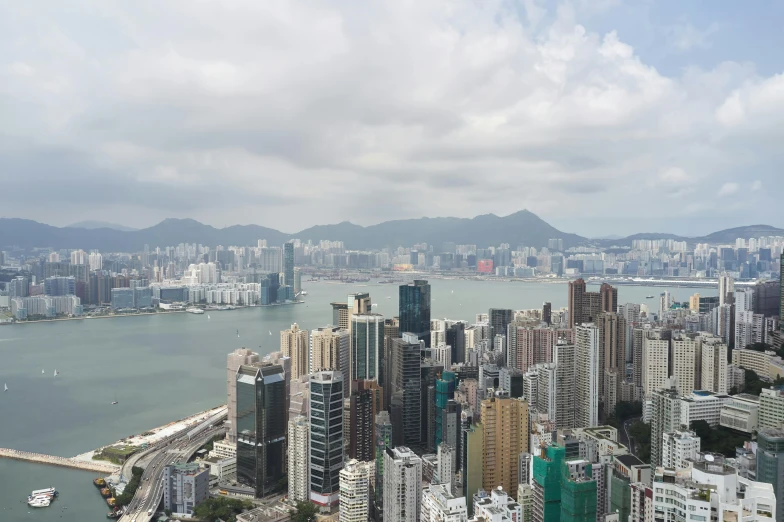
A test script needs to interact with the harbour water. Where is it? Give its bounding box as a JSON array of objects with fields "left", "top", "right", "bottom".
[{"left": 0, "top": 278, "right": 714, "bottom": 520}]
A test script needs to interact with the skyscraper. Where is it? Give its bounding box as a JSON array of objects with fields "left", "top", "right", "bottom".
[
  {"left": 568, "top": 279, "right": 616, "bottom": 329},
  {"left": 309, "top": 371, "right": 344, "bottom": 507},
  {"left": 489, "top": 308, "right": 513, "bottom": 344},
  {"left": 351, "top": 313, "right": 384, "bottom": 382},
  {"left": 481, "top": 394, "right": 529, "bottom": 499},
  {"left": 227, "top": 348, "right": 259, "bottom": 444},
  {"left": 390, "top": 335, "right": 422, "bottom": 446},
  {"left": 280, "top": 323, "right": 309, "bottom": 380},
  {"left": 399, "top": 280, "right": 432, "bottom": 347},
  {"left": 383, "top": 446, "right": 423, "bottom": 522},
  {"left": 671, "top": 333, "right": 697, "bottom": 395},
  {"left": 310, "top": 326, "right": 350, "bottom": 396},
  {"left": 236, "top": 363, "right": 287, "bottom": 497},
  {"left": 719, "top": 273, "right": 735, "bottom": 306},
  {"left": 287, "top": 416, "right": 310, "bottom": 503},
  {"left": 349, "top": 380, "right": 383, "bottom": 462},
  {"left": 330, "top": 301, "right": 349, "bottom": 329},
  {"left": 532, "top": 444, "right": 597, "bottom": 522},
  {"left": 597, "top": 312, "right": 626, "bottom": 414},
  {"left": 642, "top": 330, "right": 670, "bottom": 398},
  {"left": 568, "top": 279, "right": 587, "bottom": 329},
  {"left": 575, "top": 324, "right": 599, "bottom": 428},
  {"left": 283, "top": 241, "right": 294, "bottom": 289},
  {"left": 374, "top": 411, "right": 392, "bottom": 514},
  {"left": 756, "top": 428, "right": 784, "bottom": 522},
  {"left": 599, "top": 282, "right": 618, "bottom": 314}
]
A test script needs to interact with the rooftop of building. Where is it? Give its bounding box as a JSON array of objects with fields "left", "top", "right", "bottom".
[
  {"left": 615, "top": 454, "right": 645, "bottom": 468},
  {"left": 758, "top": 428, "right": 784, "bottom": 439},
  {"left": 166, "top": 462, "right": 204, "bottom": 476}
]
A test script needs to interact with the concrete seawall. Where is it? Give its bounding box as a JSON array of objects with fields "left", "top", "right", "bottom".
[{"left": 0, "top": 448, "right": 120, "bottom": 474}]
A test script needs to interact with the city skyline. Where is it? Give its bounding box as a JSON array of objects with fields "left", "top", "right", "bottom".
[{"left": 2, "top": 2, "right": 782, "bottom": 235}]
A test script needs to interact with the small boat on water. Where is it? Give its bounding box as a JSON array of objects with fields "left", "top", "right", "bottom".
[
  {"left": 31, "top": 487, "right": 57, "bottom": 497},
  {"left": 646, "top": 295, "right": 654, "bottom": 299},
  {"left": 54, "top": 369, "right": 59, "bottom": 377},
  {"left": 111, "top": 401, "right": 118, "bottom": 405},
  {"left": 94, "top": 478, "right": 106, "bottom": 488},
  {"left": 28, "top": 497, "right": 50, "bottom": 508},
  {"left": 3, "top": 383, "right": 7, "bottom": 392}
]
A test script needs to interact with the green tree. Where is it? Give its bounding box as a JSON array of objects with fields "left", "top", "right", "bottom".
[
  {"left": 192, "top": 497, "right": 253, "bottom": 522},
  {"left": 290, "top": 501, "right": 319, "bottom": 522},
  {"left": 114, "top": 466, "right": 144, "bottom": 507}
]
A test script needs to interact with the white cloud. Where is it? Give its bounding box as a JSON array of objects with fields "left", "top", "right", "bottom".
[
  {"left": 666, "top": 22, "right": 720, "bottom": 52},
  {"left": 0, "top": 1, "right": 779, "bottom": 234},
  {"left": 718, "top": 182, "right": 740, "bottom": 196},
  {"left": 751, "top": 180, "right": 762, "bottom": 191}
]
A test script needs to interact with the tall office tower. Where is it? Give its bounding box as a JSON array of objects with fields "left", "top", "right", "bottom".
[
  {"left": 671, "top": 334, "right": 697, "bottom": 395},
  {"left": 226, "top": 348, "right": 260, "bottom": 444},
  {"left": 757, "top": 428, "right": 784, "bottom": 522},
  {"left": 399, "top": 280, "right": 432, "bottom": 347},
  {"left": 446, "top": 321, "right": 466, "bottom": 365},
  {"left": 339, "top": 459, "right": 375, "bottom": 522},
  {"left": 599, "top": 283, "right": 618, "bottom": 314},
  {"left": 422, "top": 360, "right": 444, "bottom": 449},
  {"left": 543, "top": 302, "right": 552, "bottom": 325},
  {"left": 309, "top": 371, "right": 344, "bottom": 507},
  {"left": 349, "top": 380, "right": 383, "bottom": 462},
  {"left": 754, "top": 280, "right": 781, "bottom": 318},
  {"left": 280, "top": 323, "right": 309, "bottom": 380},
  {"left": 597, "top": 313, "right": 626, "bottom": 412},
  {"left": 287, "top": 416, "right": 310, "bottom": 503},
  {"left": 661, "top": 431, "right": 701, "bottom": 469},
  {"left": 554, "top": 340, "right": 577, "bottom": 429},
  {"left": 568, "top": 278, "right": 587, "bottom": 329},
  {"left": 508, "top": 323, "right": 534, "bottom": 372},
  {"left": 421, "top": 483, "right": 468, "bottom": 522},
  {"left": 383, "top": 446, "right": 423, "bottom": 522},
  {"left": 351, "top": 313, "right": 384, "bottom": 382},
  {"left": 575, "top": 324, "right": 599, "bottom": 428},
  {"left": 697, "top": 333, "right": 728, "bottom": 394},
  {"left": 489, "top": 308, "right": 514, "bottom": 343},
  {"left": 236, "top": 363, "right": 287, "bottom": 497},
  {"left": 330, "top": 302, "right": 349, "bottom": 329},
  {"left": 382, "top": 318, "right": 401, "bottom": 409},
  {"left": 374, "top": 411, "right": 392, "bottom": 514},
  {"left": 293, "top": 267, "right": 301, "bottom": 294},
  {"left": 719, "top": 273, "right": 735, "bottom": 306},
  {"left": 650, "top": 387, "right": 680, "bottom": 467},
  {"left": 390, "top": 336, "right": 422, "bottom": 446},
  {"left": 283, "top": 241, "right": 294, "bottom": 288},
  {"left": 311, "top": 326, "right": 350, "bottom": 396},
  {"left": 481, "top": 394, "right": 529, "bottom": 499},
  {"left": 642, "top": 330, "right": 670, "bottom": 398},
  {"left": 532, "top": 445, "right": 597, "bottom": 522}
]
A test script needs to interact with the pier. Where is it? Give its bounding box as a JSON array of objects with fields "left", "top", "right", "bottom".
[{"left": 0, "top": 448, "right": 120, "bottom": 474}]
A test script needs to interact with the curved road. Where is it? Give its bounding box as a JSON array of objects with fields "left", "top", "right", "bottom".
[{"left": 116, "top": 413, "right": 226, "bottom": 522}]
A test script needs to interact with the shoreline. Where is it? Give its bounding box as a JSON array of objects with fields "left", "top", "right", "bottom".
[
  {"left": 74, "top": 405, "right": 227, "bottom": 464},
  {"left": 1, "top": 300, "right": 304, "bottom": 326}
]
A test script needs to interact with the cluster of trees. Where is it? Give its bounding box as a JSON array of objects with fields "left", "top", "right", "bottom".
[
  {"left": 629, "top": 421, "right": 651, "bottom": 463},
  {"left": 290, "top": 502, "right": 319, "bottom": 522},
  {"left": 733, "top": 369, "right": 784, "bottom": 396},
  {"left": 192, "top": 497, "right": 254, "bottom": 522},
  {"left": 689, "top": 420, "right": 748, "bottom": 457},
  {"left": 200, "top": 434, "right": 224, "bottom": 453},
  {"left": 114, "top": 466, "right": 144, "bottom": 507},
  {"left": 606, "top": 401, "right": 642, "bottom": 430}
]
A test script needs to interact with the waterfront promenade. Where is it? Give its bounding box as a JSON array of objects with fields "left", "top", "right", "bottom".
[{"left": 0, "top": 448, "right": 120, "bottom": 473}]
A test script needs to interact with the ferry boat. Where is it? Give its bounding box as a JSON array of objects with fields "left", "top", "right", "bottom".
[
  {"left": 186, "top": 307, "right": 205, "bottom": 314},
  {"left": 28, "top": 497, "right": 50, "bottom": 508},
  {"left": 94, "top": 478, "right": 107, "bottom": 488},
  {"left": 646, "top": 295, "right": 654, "bottom": 299},
  {"left": 31, "top": 487, "right": 58, "bottom": 497}
]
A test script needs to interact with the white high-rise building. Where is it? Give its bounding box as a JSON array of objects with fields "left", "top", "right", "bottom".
[
  {"left": 575, "top": 324, "right": 599, "bottom": 428},
  {"left": 338, "top": 459, "right": 374, "bottom": 522},
  {"left": 281, "top": 323, "right": 309, "bottom": 380},
  {"left": 642, "top": 331, "right": 670, "bottom": 398},
  {"left": 383, "top": 446, "right": 422, "bottom": 522},
  {"left": 672, "top": 334, "right": 697, "bottom": 395},
  {"left": 698, "top": 333, "right": 728, "bottom": 394},
  {"left": 554, "top": 341, "right": 577, "bottom": 429},
  {"left": 473, "top": 487, "right": 523, "bottom": 521},
  {"left": 288, "top": 416, "right": 310, "bottom": 503},
  {"left": 662, "top": 431, "right": 701, "bottom": 469},
  {"left": 310, "top": 326, "right": 350, "bottom": 397},
  {"left": 88, "top": 251, "right": 103, "bottom": 271},
  {"left": 421, "top": 483, "right": 468, "bottom": 522},
  {"left": 70, "top": 249, "right": 87, "bottom": 265}
]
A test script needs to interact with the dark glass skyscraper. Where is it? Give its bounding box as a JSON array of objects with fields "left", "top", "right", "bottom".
[
  {"left": 488, "top": 308, "right": 513, "bottom": 341},
  {"left": 757, "top": 428, "right": 784, "bottom": 522},
  {"left": 283, "top": 242, "right": 294, "bottom": 290},
  {"left": 390, "top": 335, "right": 422, "bottom": 447},
  {"left": 309, "top": 371, "right": 344, "bottom": 507},
  {"left": 236, "top": 363, "right": 287, "bottom": 497},
  {"left": 398, "top": 280, "right": 431, "bottom": 347}
]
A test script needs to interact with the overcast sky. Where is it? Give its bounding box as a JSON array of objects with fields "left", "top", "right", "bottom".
[{"left": 1, "top": 1, "right": 782, "bottom": 237}]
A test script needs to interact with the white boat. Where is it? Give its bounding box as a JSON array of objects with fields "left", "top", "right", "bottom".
[
  {"left": 269, "top": 331, "right": 272, "bottom": 335},
  {"left": 41, "top": 369, "right": 45, "bottom": 374},
  {"left": 31, "top": 487, "right": 57, "bottom": 496},
  {"left": 207, "top": 315, "right": 211, "bottom": 319},
  {"left": 300, "top": 290, "right": 308, "bottom": 296},
  {"left": 186, "top": 308, "right": 205, "bottom": 314},
  {"left": 28, "top": 497, "right": 50, "bottom": 508},
  {"left": 53, "top": 369, "right": 59, "bottom": 377},
  {"left": 3, "top": 383, "right": 7, "bottom": 392}
]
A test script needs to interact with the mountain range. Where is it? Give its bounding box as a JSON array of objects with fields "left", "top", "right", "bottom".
[{"left": 1, "top": 211, "right": 782, "bottom": 252}]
